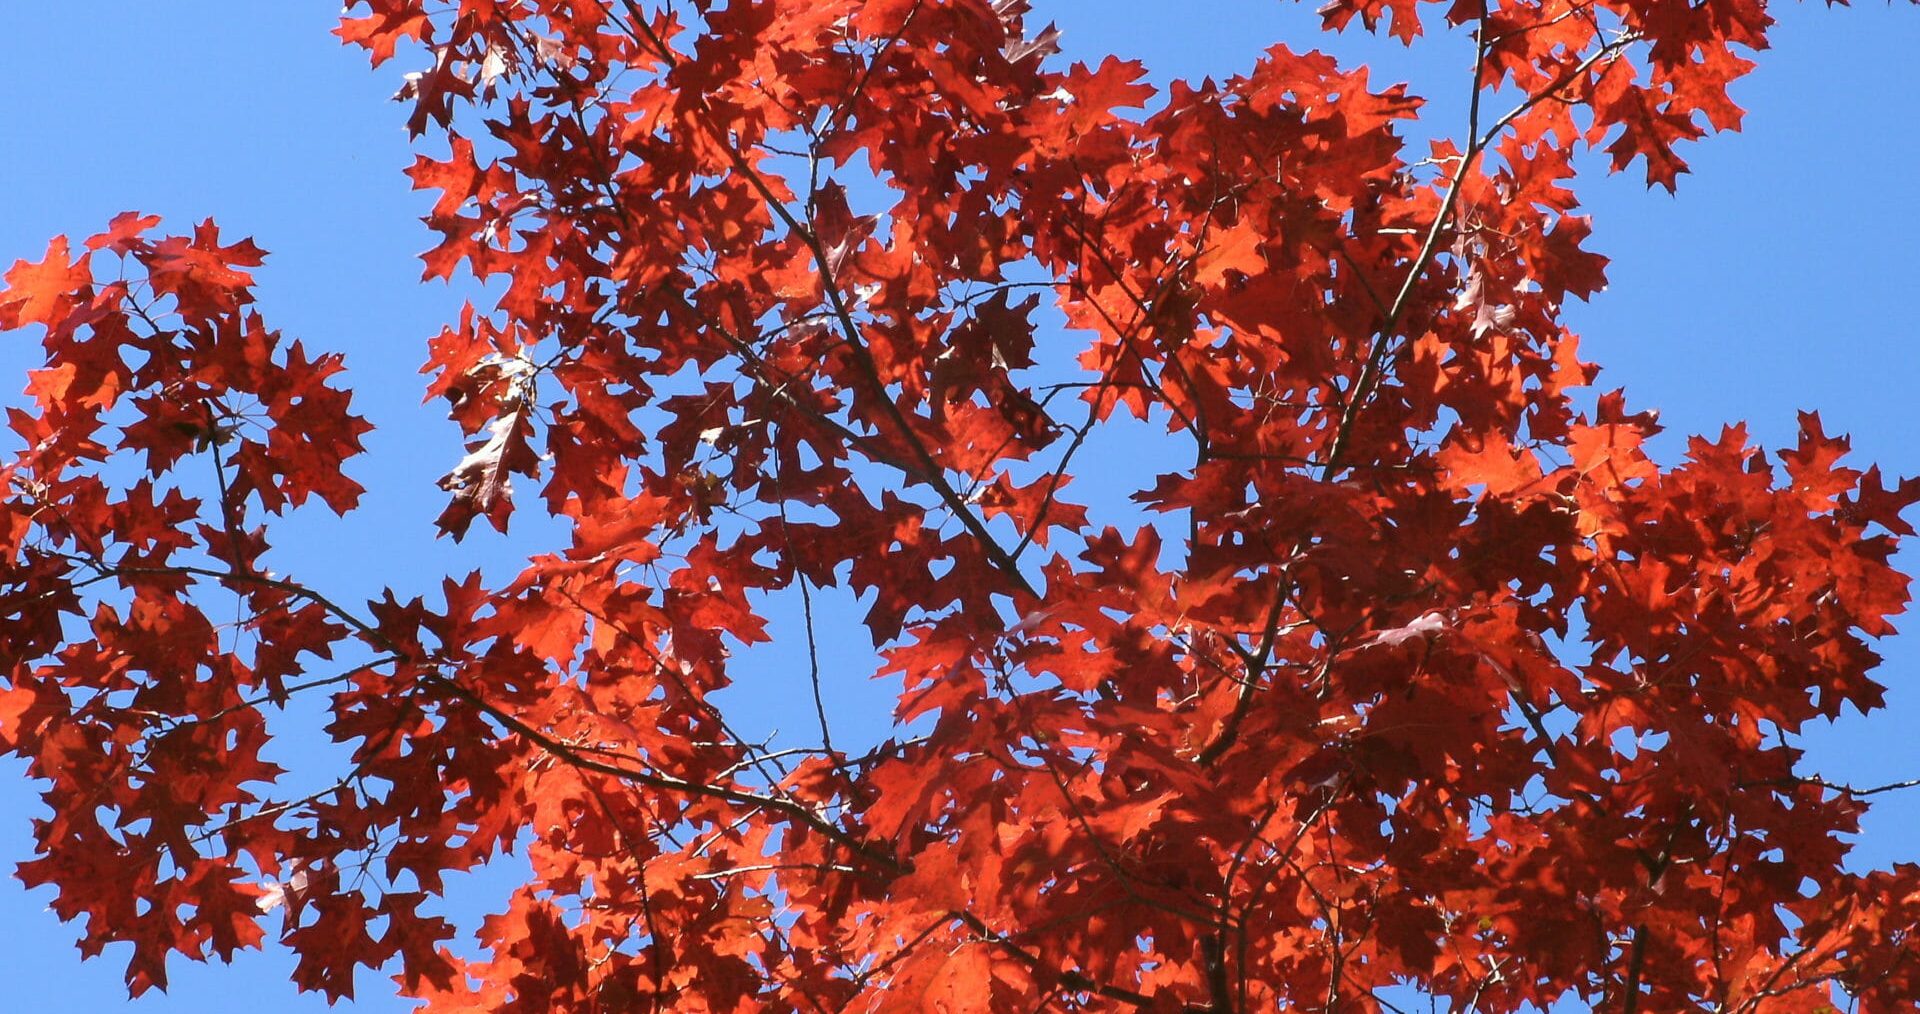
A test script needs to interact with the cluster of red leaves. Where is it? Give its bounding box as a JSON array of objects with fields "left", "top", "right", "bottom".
[{"left": 5, "top": 0, "right": 1920, "bottom": 1011}]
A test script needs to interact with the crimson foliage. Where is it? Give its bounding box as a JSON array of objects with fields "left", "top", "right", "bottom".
[{"left": 4, "top": 1, "right": 1919, "bottom": 1011}]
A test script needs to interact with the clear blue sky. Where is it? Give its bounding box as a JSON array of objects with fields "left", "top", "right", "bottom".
[{"left": 0, "top": 2, "right": 1915, "bottom": 1009}]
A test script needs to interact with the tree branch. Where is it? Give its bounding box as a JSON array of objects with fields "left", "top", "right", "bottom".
[
  {"left": 1197, "top": 26, "right": 1641, "bottom": 768},
  {"left": 952, "top": 911, "right": 1157, "bottom": 1009}
]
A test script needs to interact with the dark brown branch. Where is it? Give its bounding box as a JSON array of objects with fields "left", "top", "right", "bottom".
[
  {"left": 1325, "top": 31, "right": 1638, "bottom": 474},
  {"left": 607, "top": 2, "right": 1041, "bottom": 603},
  {"left": 1739, "top": 774, "right": 1920, "bottom": 798},
  {"left": 1620, "top": 925, "right": 1648, "bottom": 1014},
  {"left": 952, "top": 911, "right": 1156, "bottom": 1009},
  {"left": 426, "top": 673, "right": 905, "bottom": 873},
  {"left": 1195, "top": 570, "right": 1296, "bottom": 766},
  {"left": 1197, "top": 28, "right": 1640, "bottom": 768},
  {"left": 100, "top": 559, "right": 905, "bottom": 874}
]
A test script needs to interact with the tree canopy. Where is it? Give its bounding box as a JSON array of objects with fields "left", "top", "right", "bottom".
[{"left": 3, "top": 0, "right": 1919, "bottom": 1010}]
